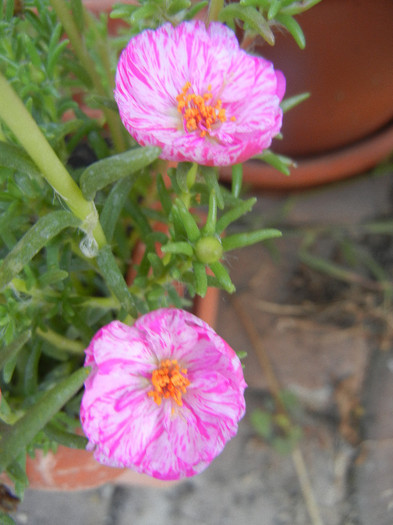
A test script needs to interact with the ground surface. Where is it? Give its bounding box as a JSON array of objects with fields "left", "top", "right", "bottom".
[{"left": 10, "top": 168, "right": 393, "bottom": 525}]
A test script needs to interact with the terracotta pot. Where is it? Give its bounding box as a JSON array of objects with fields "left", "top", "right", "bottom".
[
  {"left": 25, "top": 445, "right": 171, "bottom": 490},
  {"left": 222, "top": 123, "right": 393, "bottom": 190},
  {"left": 222, "top": 0, "right": 393, "bottom": 189}
]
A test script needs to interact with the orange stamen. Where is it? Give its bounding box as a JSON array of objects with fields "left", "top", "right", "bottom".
[
  {"left": 148, "top": 359, "right": 190, "bottom": 407},
  {"left": 176, "top": 82, "right": 234, "bottom": 137}
]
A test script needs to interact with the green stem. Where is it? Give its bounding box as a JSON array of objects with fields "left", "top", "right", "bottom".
[
  {"left": 49, "top": 0, "right": 126, "bottom": 153},
  {"left": 207, "top": 0, "right": 224, "bottom": 23},
  {"left": 0, "top": 73, "right": 106, "bottom": 249},
  {"left": 232, "top": 163, "right": 243, "bottom": 198}
]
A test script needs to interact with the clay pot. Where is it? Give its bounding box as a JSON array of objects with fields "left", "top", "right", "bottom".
[
  {"left": 25, "top": 446, "right": 170, "bottom": 490},
  {"left": 222, "top": 0, "right": 393, "bottom": 189}
]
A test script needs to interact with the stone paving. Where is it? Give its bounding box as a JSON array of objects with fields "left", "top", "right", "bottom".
[{"left": 10, "top": 169, "right": 393, "bottom": 525}]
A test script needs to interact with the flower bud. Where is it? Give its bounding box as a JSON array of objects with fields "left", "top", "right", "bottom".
[{"left": 195, "top": 236, "right": 223, "bottom": 264}]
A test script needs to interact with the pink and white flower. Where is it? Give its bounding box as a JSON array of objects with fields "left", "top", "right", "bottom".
[
  {"left": 80, "top": 308, "right": 246, "bottom": 480},
  {"left": 114, "top": 21, "right": 285, "bottom": 166}
]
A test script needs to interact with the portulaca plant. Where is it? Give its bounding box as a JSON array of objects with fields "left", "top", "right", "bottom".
[{"left": 0, "top": 0, "right": 320, "bottom": 519}]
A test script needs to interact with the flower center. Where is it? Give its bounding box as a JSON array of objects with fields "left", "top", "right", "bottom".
[
  {"left": 148, "top": 359, "right": 190, "bottom": 407},
  {"left": 176, "top": 81, "right": 235, "bottom": 138}
]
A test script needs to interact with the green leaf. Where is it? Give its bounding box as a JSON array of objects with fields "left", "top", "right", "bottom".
[
  {"left": 161, "top": 241, "right": 193, "bottom": 257},
  {"left": 23, "top": 343, "right": 41, "bottom": 396},
  {"left": 0, "top": 141, "right": 42, "bottom": 179},
  {"left": 209, "top": 261, "right": 235, "bottom": 293},
  {"left": 6, "top": 457, "right": 28, "bottom": 498},
  {"left": 237, "top": 351, "right": 248, "bottom": 359},
  {"left": 216, "top": 198, "right": 257, "bottom": 235},
  {"left": 84, "top": 94, "right": 118, "bottom": 112},
  {"left": 193, "top": 261, "right": 207, "bottom": 297},
  {"left": 222, "top": 229, "right": 282, "bottom": 251},
  {"left": 0, "top": 330, "right": 31, "bottom": 371},
  {"left": 147, "top": 253, "right": 165, "bottom": 277},
  {"left": 167, "top": 0, "right": 191, "bottom": 15},
  {"left": 0, "top": 211, "right": 80, "bottom": 291},
  {"left": 267, "top": 0, "right": 281, "bottom": 20},
  {"left": 3, "top": 355, "right": 18, "bottom": 384},
  {"left": 254, "top": 150, "right": 294, "bottom": 175},
  {"left": 0, "top": 367, "right": 89, "bottom": 471},
  {"left": 37, "top": 269, "right": 69, "bottom": 288},
  {"left": 110, "top": 3, "right": 139, "bottom": 18},
  {"left": 281, "top": 92, "right": 310, "bottom": 113},
  {"left": 219, "top": 5, "right": 275, "bottom": 45},
  {"left": 239, "top": 0, "right": 270, "bottom": 8},
  {"left": 200, "top": 166, "right": 224, "bottom": 209},
  {"left": 176, "top": 162, "right": 193, "bottom": 193},
  {"left": 96, "top": 245, "right": 137, "bottom": 318},
  {"left": 21, "top": 33, "right": 42, "bottom": 69},
  {"left": 44, "top": 423, "right": 88, "bottom": 450},
  {"left": 174, "top": 200, "right": 200, "bottom": 243},
  {"left": 281, "top": 0, "right": 322, "bottom": 16},
  {"left": 276, "top": 13, "right": 306, "bottom": 48},
  {"left": 203, "top": 191, "right": 217, "bottom": 235},
  {"left": 128, "top": 198, "right": 153, "bottom": 238},
  {"left": 80, "top": 146, "right": 161, "bottom": 200},
  {"left": 47, "top": 38, "right": 69, "bottom": 79},
  {"left": 130, "top": 4, "right": 159, "bottom": 23},
  {"left": 100, "top": 176, "right": 136, "bottom": 242},
  {"left": 156, "top": 173, "right": 173, "bottom": 216}
]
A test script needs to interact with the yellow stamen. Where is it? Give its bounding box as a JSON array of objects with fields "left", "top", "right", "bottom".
[
  {"left": 176, "top": 82, "right": 233, "bottom": 137},
  {"left": 148, "top": 359, "right": 190, "bottom": 407}
]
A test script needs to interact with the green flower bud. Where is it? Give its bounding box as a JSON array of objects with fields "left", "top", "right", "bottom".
[{"left": 194, "top": 236, "right": 223, "bottom": 264}]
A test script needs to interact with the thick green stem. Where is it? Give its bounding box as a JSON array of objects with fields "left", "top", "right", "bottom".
[
  {"left": 0, "top": 73, "right": 106, "bottom": 248},
  {"left": 49, "top": 0, "right": 126, "bottom": 152}
]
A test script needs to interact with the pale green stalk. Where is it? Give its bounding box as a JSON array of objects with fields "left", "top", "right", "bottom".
[{"left": 0, "top": 73, "right": 106, "bottom": 248}]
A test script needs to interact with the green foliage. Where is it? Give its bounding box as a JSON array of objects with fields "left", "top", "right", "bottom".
[
  {"left": 80, "top": 146, "right": 162, "bottom": 200},
  {"left": 223, "top": 0, "right": 323, "bottom": 47},
  {"left": 0, "top": 0, "right": 319, "bottom": 515},
  {"left": 0, "top": 0, "right": 80, "bottom": 149},
  {"left": 111, "top": 0, "right": 209, "bottom": 35}
]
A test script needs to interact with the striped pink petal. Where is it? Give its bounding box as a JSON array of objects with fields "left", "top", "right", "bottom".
[{"left": 114, "top": 21, "right": 285, "bottom": 166}]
